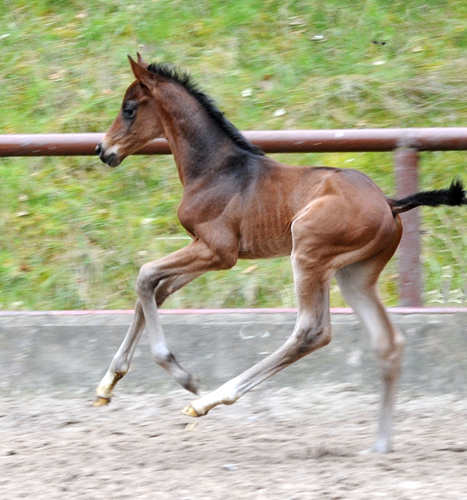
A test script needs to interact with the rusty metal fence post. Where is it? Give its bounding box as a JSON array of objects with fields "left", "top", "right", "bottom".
[{"left": 394, "top": 149, "right": 422, "bottom": 307}]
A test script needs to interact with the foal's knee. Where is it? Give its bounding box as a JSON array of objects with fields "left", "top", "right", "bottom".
[
  {"left": 150, "top": 341, "right": 173, "bottom": 367},
  {"left": 136, "top": 263, "right": 161, "bottom": 297}
]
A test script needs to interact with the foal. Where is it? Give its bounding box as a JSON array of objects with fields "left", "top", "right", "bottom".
[{"left": 95, "top": 54, "right": 466, "bottom": 453}]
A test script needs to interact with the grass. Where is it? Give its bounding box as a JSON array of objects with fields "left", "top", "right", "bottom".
[{"left": 1, "top": 0, "right": 467, "bottom": 310}]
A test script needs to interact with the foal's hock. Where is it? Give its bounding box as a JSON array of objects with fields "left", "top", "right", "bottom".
[{"left": 95, "top": 54, "right": 467, "bottom": 453}]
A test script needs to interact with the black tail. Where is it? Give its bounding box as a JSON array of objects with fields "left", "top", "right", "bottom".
[{"left": 389, "top": 178, "right": 467, "bottom": 215}]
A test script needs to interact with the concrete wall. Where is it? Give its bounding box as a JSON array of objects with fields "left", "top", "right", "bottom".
[{"left": 1, "top": 311, "right": 466, "bottom": 398}]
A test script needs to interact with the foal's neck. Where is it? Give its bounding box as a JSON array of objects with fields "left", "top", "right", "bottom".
[{"left": 156, "top": 85, "right": 245, "bottom": 186}]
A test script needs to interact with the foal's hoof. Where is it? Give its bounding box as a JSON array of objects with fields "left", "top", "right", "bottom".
[
  {"left": 176, "top": 372, "right": 199, "bottom": 395},
  {"left": 183, "top": 375, "right": 200, "bottom": 395},
  {"left": 359, "top": 444, "right": 391, "bottom": 455},
  {"left": 182, "top": 404, "right": 203, "bottom": 418},
  {"left": 93, "top": 396, "right": 111, "bottom": 407}
]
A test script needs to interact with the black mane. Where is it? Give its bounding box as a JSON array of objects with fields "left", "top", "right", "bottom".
[{"left": 147, "top": 63, "right": 265, "bottom": 156}]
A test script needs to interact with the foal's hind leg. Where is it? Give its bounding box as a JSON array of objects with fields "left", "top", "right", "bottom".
[
  {"left": 335, "top": 248, "right": 405, "bottom": 453},
  {"left": 183, "top": 255, "right": 334, "bottom": 417},
  {"left": 94, "top": 273, "right": 201, "bottom": 405}
]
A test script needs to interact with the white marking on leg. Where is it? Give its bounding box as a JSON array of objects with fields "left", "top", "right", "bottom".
[{"left": 95, "top": 301, "right": 145, "bottom": 400}]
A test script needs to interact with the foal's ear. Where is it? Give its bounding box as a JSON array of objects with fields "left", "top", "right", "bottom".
[
  {"left": 136, "top": 52, "right": 149, "bottom": 68},
  {"left": 128, "top": 55, "right": 153, "bottom": 88}
]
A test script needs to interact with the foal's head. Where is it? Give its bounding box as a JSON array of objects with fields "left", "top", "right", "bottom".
[{"left": 96, "top": 54, "right": 164, "bottom": 167}]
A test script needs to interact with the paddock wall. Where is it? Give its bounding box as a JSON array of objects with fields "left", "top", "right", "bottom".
[{"left": 1, "top": 310, "right": 466, "bottom": 398}]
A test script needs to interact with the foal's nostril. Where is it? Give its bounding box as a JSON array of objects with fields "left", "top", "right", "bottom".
[{"left": 95, "top": 143, "right": 102, "bottom": 155}]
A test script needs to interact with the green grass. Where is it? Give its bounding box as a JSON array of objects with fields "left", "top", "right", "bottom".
[{"left": 1, "top": 0, "right": 467, "bottom": 310}]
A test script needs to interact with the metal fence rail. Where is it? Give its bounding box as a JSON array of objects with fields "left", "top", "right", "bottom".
[
  {"left": 2, "top": 128, "right": 467, "bottom": 306},
  {"left": 2, "top": 128, "right": 467, "bottom": 155}
]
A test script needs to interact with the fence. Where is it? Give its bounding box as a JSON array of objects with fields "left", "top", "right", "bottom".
[{"left": 2, "top": 128, "right": 467, "bottom": 306}]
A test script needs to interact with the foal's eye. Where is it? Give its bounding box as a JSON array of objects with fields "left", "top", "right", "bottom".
[{"left": 122, "top": 101, "right": 138, "bottom": 120}]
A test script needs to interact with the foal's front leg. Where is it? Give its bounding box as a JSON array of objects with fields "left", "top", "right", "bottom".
[
  {"left": 135, "top": 241, "right": 235, "bottom": 392},
  {"left": 94, "top": 272, "right": 202, "bottom": 405}
]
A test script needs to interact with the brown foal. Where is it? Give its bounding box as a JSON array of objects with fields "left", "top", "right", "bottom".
[{"left": 95, "top": 54, "right": 466, "bottom": 453}]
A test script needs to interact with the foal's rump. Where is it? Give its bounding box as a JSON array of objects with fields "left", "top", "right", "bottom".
[{"left": 290, "top": 168, "right": 400, "bottom": 272}]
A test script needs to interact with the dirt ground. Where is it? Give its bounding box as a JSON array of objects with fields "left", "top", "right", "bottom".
[{"left": 0, "top": 385, "right": 466, "bottom": 500}]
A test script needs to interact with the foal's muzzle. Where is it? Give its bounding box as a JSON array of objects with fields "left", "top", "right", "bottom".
[{"left": 95, "top": 142, "right": 121, "bottom": 167}]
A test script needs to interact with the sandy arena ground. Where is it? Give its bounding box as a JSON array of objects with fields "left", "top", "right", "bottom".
[{"left": 1, "top": 385, "right": 466, "bottom": 499}]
